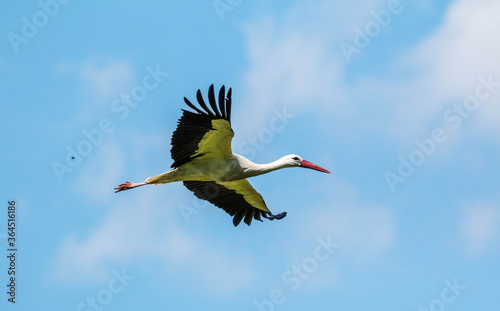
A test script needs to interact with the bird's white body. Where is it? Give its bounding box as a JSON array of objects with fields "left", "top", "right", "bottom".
[{"left": 145, "top": 153, "right": 299, "bottom": 185}]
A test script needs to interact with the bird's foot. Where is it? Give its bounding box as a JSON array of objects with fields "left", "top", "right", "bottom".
[
  {"left": 114, "top": 181, "right": 146, "bottom": 193},
  {"left": 265, "top": 212, "right": 287, "bottom": 221}
]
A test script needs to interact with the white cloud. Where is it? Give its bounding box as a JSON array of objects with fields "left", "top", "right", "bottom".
[
  {"left": 243, "top": 22, "right": 344, "bottom": 112},
  {"left": 53, "top": 182, "right": 256, "bottom": 296},
  {"left": 404, "top": 0, "right": 500, "bottom": 131},
  {"left": 363, "top": 0, "right": 500, "bottom": 137},
  {"left": 238, "top": 0, "right": 390, "bottom": 138},
  {"left": 240, "top": 0, "right": 500, "bottom": 143},
  {"left": 412, "top": 0, "right": 500, "bottom": 97},
  {"left": 460, "top": 203, "right": 500, "bottom": 255},
  {"left": 53, "top": 193, "right": 165, "bottom": 283}
]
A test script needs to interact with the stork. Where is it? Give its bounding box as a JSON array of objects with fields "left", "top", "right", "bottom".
[{"left": 115, "top": 85, "right": 330, "bottom": 226}]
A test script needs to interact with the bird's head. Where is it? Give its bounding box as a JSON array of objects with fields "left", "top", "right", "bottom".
[{"left": 283, "top": 154, "right": 331, "bottom": 173}]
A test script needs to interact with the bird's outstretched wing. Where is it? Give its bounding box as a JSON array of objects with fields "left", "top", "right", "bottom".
[
  {"left": 183, "top": 179, "right": 273, "bottom": 226},
  {"left": 170, "top": 85, "right": 233, "bottom": 168}
]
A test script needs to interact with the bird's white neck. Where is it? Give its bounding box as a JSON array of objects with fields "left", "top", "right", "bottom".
[
  {"left": 255, "top": 159, "right": 289, "bottom": 173},
  {"left": 236, "top": 155, "right": 291, "bottom": 178}
]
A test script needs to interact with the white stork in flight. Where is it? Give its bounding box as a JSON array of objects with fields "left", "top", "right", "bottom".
[{"left": 115, "top": 85, "right": 330, "bottom": 226}]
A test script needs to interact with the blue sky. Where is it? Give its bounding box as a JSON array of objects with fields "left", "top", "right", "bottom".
[{"left": 1, "top": 0, "right": 500, "bottom": 310}]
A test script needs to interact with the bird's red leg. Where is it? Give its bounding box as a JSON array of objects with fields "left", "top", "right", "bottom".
[{"left": 114, "top": 181, "right": 147, "bottom": 193}]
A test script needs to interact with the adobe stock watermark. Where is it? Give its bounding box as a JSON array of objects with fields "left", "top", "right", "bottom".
[
  {"left": 385, "top": 74, "right": 499, "bottom": 192},
  {"left": 253, "top": 236, "right": 340, "bottom": 311},
  {"left": 178, "top": 182, "right": 220, "bottom": 224},
  {"left": 213, "top": 0, "right": 243, "bottom": 22},
  {"left": 339, "top": 0, "right": 403, "bottom": 63},
  {"left": 76, "top": 268, "right": 135, "bottom": 311},
  {"left": 236, "top": 107, "right": 295, "bottom": 161},
  {"left": 7, "top": 0, "right": 72, "bottom": 54},
  {"left": 418, "top": 278, "right": 467, "bottom": 311},
  {"left": 51, "top": 64, "right": 168, "bottom": 182}
]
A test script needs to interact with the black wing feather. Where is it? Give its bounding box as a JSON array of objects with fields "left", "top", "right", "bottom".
[
  {"left": 183, "top": 181, "right": 267, "bottom": 226},
  {"left": 183, "top": 97, "right": 206, "bottom": 115},
  {"left": 170, "top": 85, "right": 232, "bottom": 168},
  {"left": 243, "top": 208, "right": 254, "bottom": 226},
  {"left": 170, "top": 111, "right": 212, "bottom": 168},
  {"left": 208, "top": 84, "right": 222, "bottom": 118},
  {"left": 218, "top": 86, "right": 226, "bottom": 119},
  {"left": 226, "top": 88, "right": 232, "bottom": 124},
  {"left": 233, "top": 210, "right": 245, "bottom": 227},
  {"left": 197, "top": 89, "right": 215, "bottom": 117}
]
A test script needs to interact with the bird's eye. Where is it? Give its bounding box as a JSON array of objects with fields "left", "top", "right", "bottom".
[{"left": 292, "top": 156, "right": 300, "bottom": 161}]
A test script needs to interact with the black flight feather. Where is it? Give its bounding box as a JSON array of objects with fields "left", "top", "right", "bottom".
[
  {"left": 183, "top": 97, "right": 205, "bottom": 115},
  {"left": 226, "top": 88, "right": 232, "bottom": 123},
  {"left": 208, "top": 84, "right": 222, "bottom": 118},
  {"left": 218, "top": 86, "right": 226, "bottom": 119},
  {"left": 196, "top": 89, "right": 215, "bottom": 117}
]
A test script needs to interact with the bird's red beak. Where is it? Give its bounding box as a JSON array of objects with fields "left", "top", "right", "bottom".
[{"left": 299, "top": 160, "right": 331, "bottom": 173}]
